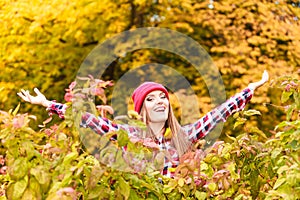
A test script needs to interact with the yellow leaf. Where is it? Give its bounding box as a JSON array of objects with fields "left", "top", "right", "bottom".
[
  {"left": 178, "top": 178, "right": 185, "bottom": 187},
  {"left": 164, "top": 127, "right": 172, "bottom": 139}
]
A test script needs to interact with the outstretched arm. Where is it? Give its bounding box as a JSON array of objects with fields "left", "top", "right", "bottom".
[
  {"left": 17, "top": 88, "right": 52, "bottom": 108},
  {"left": 248, "top": 70, "right": 269, "bottom": 90},
  {"left": 17, "top": 88, "right": 66, "bottom": 118},
  {"left": 17, "top": 88, "right": 139, "bottom": 136},
  {"left": 184, "top": 70, "right": 269, "bottom": 143}
]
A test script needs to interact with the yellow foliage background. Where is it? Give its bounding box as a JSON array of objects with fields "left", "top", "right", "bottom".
[{"left": 0, "top": 0, "right": 299, "bottom": 139}]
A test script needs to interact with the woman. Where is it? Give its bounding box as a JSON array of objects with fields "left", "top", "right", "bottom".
[{"left": 17, "top": 70, "right": 269, "bottom": 178}]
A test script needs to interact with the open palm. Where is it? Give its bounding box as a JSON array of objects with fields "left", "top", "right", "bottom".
[
  {"left": 17, "top": 88, "right": 50, "bottom": 107},
  {"left": 248, "top": 70, "right": 269, "bottom": 90}
]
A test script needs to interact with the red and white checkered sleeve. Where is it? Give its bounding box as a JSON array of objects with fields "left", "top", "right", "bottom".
[
  {"left": 46, "top": 101, "right": 141, "bottom": 137},
  {"left": 80, "top": 112, "right": 120, "bottom": 136},
  {"left": 183, "top": 87, "right": 254, "bottom": 143},
  {"left": 46, "top": 101, "right": 68, "bottom": 119},
  {"left": 79, "top": 112, "right": 143, "bottom": 137}
]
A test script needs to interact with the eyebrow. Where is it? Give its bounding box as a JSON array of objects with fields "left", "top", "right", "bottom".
[{"left": 146, "top": 92, "right": 165, "bottom": 98}]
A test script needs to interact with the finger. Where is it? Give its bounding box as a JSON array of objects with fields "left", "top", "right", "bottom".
[
  {"left": 264, "top": 71, "right": 269, "bottom": 81},
  {"left": 265, "top": 70, "right": 269, "bottom": 75},
  {"left": 34, "top": 88, "right": 42, "bottom": 96},
  {"left": 24, "top": 90, "right": 32, "bottom": 102},
  {"left": 24, "top": 90, "right": 29, "bottom": 96},
  {"left": 17, "top": 92, "right": 27, "bottom": 101},
  {"left": 20, "top": 89, "right": 27, "bottom": 94},
  {"left": 18, "top": 92, "right": 31, "bottom": 102},
  {"left": 17, "top": 90, "right": 27, "bottom": 98}
]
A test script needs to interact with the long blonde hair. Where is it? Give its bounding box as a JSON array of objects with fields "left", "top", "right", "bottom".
[{"left": 139, "top": 103, "right": 191, "bottom": 157}]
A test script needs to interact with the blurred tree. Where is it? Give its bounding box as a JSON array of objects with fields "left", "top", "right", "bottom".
[
  {"left": 0, "top": 0, "right": 133, "bottom": 126},
  {"left": 0, "top": 0, "right": 299, "bottom": 137}
]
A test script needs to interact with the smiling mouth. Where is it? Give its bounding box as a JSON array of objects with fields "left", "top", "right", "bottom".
[{"left": 154, "top": 106, "right": 166, "bottom": 112}]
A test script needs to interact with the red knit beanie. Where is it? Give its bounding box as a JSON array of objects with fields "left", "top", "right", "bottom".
[{"left": 132, "top": 82, "right": 169, "bottom": 113}]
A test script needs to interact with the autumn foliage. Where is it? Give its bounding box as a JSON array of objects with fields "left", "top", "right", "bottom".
[
  {"left": 0, "top": 75, "right": 300, "bottom": 199},
  {"left": 1, "top": 0, "right": 299, "bottom": 131},
  {"left": 0, "top": 0, "right": 300, "bottom": 199}
]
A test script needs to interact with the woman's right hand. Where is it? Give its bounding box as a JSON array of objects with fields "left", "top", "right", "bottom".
[{"left": 17, "top": 88, "right": 51, "bottom": 107}]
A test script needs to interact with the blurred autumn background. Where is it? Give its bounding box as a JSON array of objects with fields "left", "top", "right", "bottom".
[
  {"left": 0, "top": 0, "right": 299, "bottom": 137},
  {"left": 1, "top": 1, "right": 300, "bottom": 199}
]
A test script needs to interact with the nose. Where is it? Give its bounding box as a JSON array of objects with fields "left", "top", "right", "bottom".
[{"left": 156, "top": 98, "right": 163, "bottom": 104}]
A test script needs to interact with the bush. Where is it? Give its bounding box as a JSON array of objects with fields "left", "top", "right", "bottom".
[{"left": 0, "top": 75, "right": 299, "bottom": 199}]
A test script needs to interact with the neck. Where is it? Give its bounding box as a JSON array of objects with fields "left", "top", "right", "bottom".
[{"left": 149, "top": 122, "right": 165, "bottom": 138}]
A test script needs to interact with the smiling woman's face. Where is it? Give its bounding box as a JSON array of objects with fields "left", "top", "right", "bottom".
[{"left": 144, "top": 90, "right": 169, "bottom": 123}]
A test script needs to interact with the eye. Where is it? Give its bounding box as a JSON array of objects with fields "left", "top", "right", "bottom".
[
  {"left": 146, "top": 97, "right": 153, "bottom": 101},
  {"left": 160, "top": 93, "right": 166, "bottom": 99}
]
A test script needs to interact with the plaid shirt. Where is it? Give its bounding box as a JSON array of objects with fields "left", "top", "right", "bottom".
[{"left": 47, "top": 87, "right": 253, "bottom": 178}]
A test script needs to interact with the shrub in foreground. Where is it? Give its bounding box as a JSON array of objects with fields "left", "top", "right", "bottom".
[{"left": 0, "top": 76, "right": 299, "bottom": 199}]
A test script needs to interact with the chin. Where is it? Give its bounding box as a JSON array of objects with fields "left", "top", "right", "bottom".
[
  {"left": 149, "top": 111, "right": 168, "bottom": 123},
  {"left": 151, "top": 116, "right": 168, "bottom": 123}
]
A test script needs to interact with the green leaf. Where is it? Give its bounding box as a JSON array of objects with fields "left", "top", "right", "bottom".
[
  {"left": 288, "top": 139, "right": 299, "bottom": 150},
  {"left": 28, "top": 177, "right": 42, "bottom": 199},
  {"left": 118, "top": 176, "right": 130, "bottom": 200},
  {"left": 178, "top": 184, "right": 190, "bottom": 197},
  {"left": 21, "top": 188, "right": 37, "bottom": 200},
  {"left": 233, "top": 117, "right": 247, "bottom": 129},
  {"left": 207, "top": 182, "right": 217, "bottom": 192},
  {"left": 281, "top": 91, "right": 293, "bottom": 103},
  {"left": 21, "top": 141, "right": 35, "bottom": 161},
  {"left": 87, "top": 165, "right": 105, "bottom": 189},
  {"left": 243, "top": 109, "right": 261, "bottom": 116},
  {"left": 293, "top": 91, "right": 300, "bottom": 106},
  {"left": 117, "top": 129, "right": 129, "bottom": 147},
  {"left": 87, "top": 185, "right": 108, "bottom": 199},
  {"left": 12, "top": 103, "right": 20, "bottom": 116},
  {"left": 30, "top": 165, "right": 51, "bottom": 186},
  {"left": 124, "top": 173, "right": 156, "bottom": 191},
  {"left": 227, "top": 162, "right": 239, "bottom": 180},
  {"left": 62, "top": 152, "right": 78, "bottom": 166},
  {"left": 129, "top": 189, "right": 140, "bottom": 200},
  {"left": 233, "top": 112, "right": 240, "bottom": 119},
  {"left": 178, "top": 178, "right": 185, "bottom": 187},
  {"left": 128, "top": 120, "right": 147, "bottom": 130},
  {"left": 234, "top": 194, "right": 244, "bottom": 200},
  {"left": 273, "top": 177, "right": 286, "bottom": 190},
  {"left": 8, "top": 157, "right": 28, "bottom": 180},
  {"left": 0, "top": 128, "right": 11, "bottom": 140},
  {"left": 163, "top": 185, "right": 175, "bottom": 194},
  {"left": 286, "top": 103, "right": 297, "bottom": 121},
  {"left": 61, "top": 171, "right": 73, "bottom": 186},
  {"left": 47, "top": 181, "right": 62, "bottom": 195},
  {"left": 166, "top": 191, "right": 181, "bottom": 200},
  {"left": 163, "top": 179, "right": 177, "bottom": 194},
  {"left": 194, "top": 191, "right": 207, "bottom": 200},
  {"left": 249, "top": 126, "right": 268, "bottom": 140},
  {"left": 225, "top": 132, "right": 236, "bottom": 142},
  {"left": 271, "top": 148, "right": 282, "bottom": 160},
  {"left": 275, "top": 121, "right": 291, "bottom": 131},
  {"left": 7, "top": 176, "right": 28, "bottom": 200}
]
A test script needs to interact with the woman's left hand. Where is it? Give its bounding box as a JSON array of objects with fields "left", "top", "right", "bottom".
[{"left": 248, "top": 70, "right": 269, "bottom": 90}]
